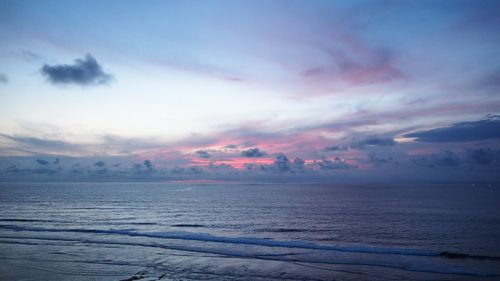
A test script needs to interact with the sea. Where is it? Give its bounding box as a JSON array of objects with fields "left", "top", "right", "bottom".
[{"left": 0, "top": 181, "right": 499, "bottom": 281}]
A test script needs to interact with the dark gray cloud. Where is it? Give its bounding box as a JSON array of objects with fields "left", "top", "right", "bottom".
[
  {"left": 324, "top": 136, "right": 395, "bottom": 152},
  {"left": 131, "top": 160, "right": 155, "bottom": 175},
  {"left": 405, "top": 115, "right": 500, "bottom": 142},
  {"left": 224, "top": 144, "right": 237, "bottom": 149},
  {"left": 241, "top": 148, "right": 266, "bottom": 157},
  {"left": 169, "top": 166, "right": 203, "bottom": 175},
  {"left": 208, "top": 162, "right": 235, "bottom": 171},
  {"left": 292, "top": 158, "right": 306, "bottom": 171},
  {"left": 368, "top": 153, "right": 393, "bottom": 166},
  {"left": 317, "top": 157, "right": 352, "bottom": 170},
  {"left": 195, "top": 150, "right": 211, "bottom": 158},
  {"left": 466, "top": 148, "right": 500, "bottom": 166},
  {"left": 0, "top": 156, "right": 165, "bottom": 179},
  {"left": 413, "top": 151, "right": 461, "bottom": 168},
  {"left": 6, "top": 161, "right": 61, "bottom": 175},
  {"left": 41, "top": 54, "right": 112, "bottom": 86},
  {"left": 91, "top": 161, "right": 108, "bottom": 175},
  {"left": 36, "top": 159, "right": 50, "bottom": 166},
  {"left": 0, "top": 73, "right": 7, "bottom": 83},
  {"left": 324, "top": 145, "right": 349, "bottom": 152},
  {"left": 189, "top": 166, "right": 203, "bottom": 174},
  {"left": 69, "top": 163, "right": 84, "bottom": 174},
  {"left": 143, "top": 160, "right": 154, "bottom": 171},
  {"left": 242, "top": 154, "right": 308, "bottom": 174},
  {"left": 132, "top": 163, "right": 143, "bottom": 171},
  {"left": 272, "top": 153, "right": 292, "bottom": 173},
  {"left": 352, "top": 136, "right": 396, "bottom": 149},
  {"left": 243, "top": 163, "right": 258, "bottom": 171}
]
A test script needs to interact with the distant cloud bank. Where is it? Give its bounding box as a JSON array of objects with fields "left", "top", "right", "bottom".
[{"left": 1, "top": 115, "right": 500, "bottom": 182}]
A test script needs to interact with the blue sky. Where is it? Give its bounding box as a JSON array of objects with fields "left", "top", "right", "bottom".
[{"left": 1, "top": 0, "right": 499, "bottom": 181}]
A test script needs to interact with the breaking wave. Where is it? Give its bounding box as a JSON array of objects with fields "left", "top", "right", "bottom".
[{"left": 2, "top": 223, "right": 499, "bottom": 261}]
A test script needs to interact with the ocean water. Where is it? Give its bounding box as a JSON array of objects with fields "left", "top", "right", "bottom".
[{"left": 0, "top": 181, "right": 499, "bottom": 281}]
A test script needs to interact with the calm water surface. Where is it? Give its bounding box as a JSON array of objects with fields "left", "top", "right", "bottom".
[{"left": 0, "top": 181, "right": 499, "bottom": 280}]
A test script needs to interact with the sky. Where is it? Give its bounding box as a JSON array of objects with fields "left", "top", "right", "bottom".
[{"left": 0, "top": 0, "right": 499, "bottom": 181}]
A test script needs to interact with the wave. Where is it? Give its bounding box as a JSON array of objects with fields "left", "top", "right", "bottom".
[
  {"left": 0, "top": 223, "right": 487, "bottom": 260},
  {"left": 104, "top": 222, "right": 157, "bottom": 226},
  {"left": 255, "top": 228, "right": 310, "bottom": 233},
  {"left": 0, "top": 219, "right": 50, "bottom": 222},
  {"left": 0, "top": 235, "right": 498, "bottom": 278},
  {"left": 439, "top": 251, "right": 500, "bottom": 261},
  {"left": 0, "top": 219, "right": 156, "bottom": 226},
  {"left": 171, "top": 224, "right": 205, "bottom": 228},
  {"left": 2, "top": 224, "right": 500, "bottom": 261}
]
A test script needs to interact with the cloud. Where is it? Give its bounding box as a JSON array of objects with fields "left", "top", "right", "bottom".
[
  {"left": 352, "top": 136, "right": 396, "bottom": 149},
  {"left": 143, "top": 160, "right": 154, "bottom": 171},
  {"left": 0, "top": 73, "right": 7, "bottom": 83},
  {"left": 292, "top": 158, "right": 306, "bottom": 171},
  {"left": 69, "top": 163, "right": 83, "bottom": 174},
  {"left": 268, "top": 155, "right": 310, "bottom": 173},
  {"left": 333, "top": 48, "right": 406, "bottom": 84},
  {"left": 131, "top": 160, "right": 155, "bottom": 175},
  {"left": 5, "top": 160, "right": 62, "bottom": 176},
  {"left": 368, "top": 153, "right": 393, "bottom": 166},
  {"left": 208, "top": 162, "right": 235, "bottom": 172},
  {"left": 254, "top": 154, "right": 308, "bottom": 173},
  {"left": 0, "top": 133, "right": 80, "bottom": 154},
  {"left": 151, "top": 58, "right": 244, "bottom": 83},
  {"left": 36, "top": 159, "right": 50, "bottom": 166},
  {"left": 195, "top": 150, "right": 211, "bottom": 158},
  {"left": 189, "top": 166, "right": 203, "bottom": 174},
  {"left": 302, "top": 38, "right": 406, "bottom": 87},
  {"left": 412, "top": 151, "right": 461, "bottom": 168},
  {"left": 16, "top": 50, "right": 44, "bottom": 62},
  {"left": 224, "top": 144, "right": 237, "bottom": 149},
  {"left": 316, "top": 157, "right": 353, "bottom": 170},
  {"left": 170, "top": 166, "right": 203, "bottom": 175},
  {"left": 324, "top": 145, "right": 349, "bottom": 152},
  {"left": 41, "top": 54, "right": 112, "bottom": 86},
  {"left": 1, "top": 157, "right": 149, "bottom": 179},
  {"left": 325, "top": 136, "right": 396, "bottom": 152},
  {"left": 241, "top": 148, "right": 266, "bottom": 157},
  {"left": 466, "top": 148, "right": 500, "bottom": 166},
  {"left": 0, "top": 132, "right": 174, "bottom": 156},
  {"left": 272, "top": 153, "right": 292, "bottom": 173},
  {"left": 405, "top": 115, "right": 500, "bottom": 142}
]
